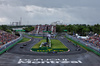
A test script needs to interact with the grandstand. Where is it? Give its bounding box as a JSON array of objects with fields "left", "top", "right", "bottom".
[
  {"left": 30, "top": 25, "right": 56, "bottom": 34},
  {"left": 74, "top": 34, "right": 100, "bottom": 49},
  {"left": 0, "top": 30, "right": 19, "bottom": 47}
]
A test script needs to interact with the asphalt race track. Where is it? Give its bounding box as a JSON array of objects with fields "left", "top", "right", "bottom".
[
  {"left": 0, "top": 35, "right": 100, "bottom": 66},
  {"left": 7, "top": 35, "right": 86, "bottom": 55}
]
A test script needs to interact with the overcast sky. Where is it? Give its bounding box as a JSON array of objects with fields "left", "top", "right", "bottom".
[{"left": 0, "top": 0, "right": 100, "bottom": 25}]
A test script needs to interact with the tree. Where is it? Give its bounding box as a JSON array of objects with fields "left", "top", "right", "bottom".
[
  {"left": 1, "top": 25, "right": 7, "bottom": 31},
  {"left": 6, "top": 29, "right": 12, "bottom": 33},
  {"left": 23, "top": 26, "right": 34, "bottom": 32},
  {"left": 56, "top": 24, "right": 100, "bottom": 35}
]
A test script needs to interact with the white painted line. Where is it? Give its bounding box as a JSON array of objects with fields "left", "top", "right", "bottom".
[
  {"left": 78, "top": 60, "right": 82, "bottom": 63},
  {"left": 46, "top": 62, "right": 50, "bottom": 63},
  {"left": 51, "top": 61, "right": 55, "bottom": 63},
  {"left": 56, "top": 61, "right": 59, "bottom": 63},
  {"left": 17, "top": 59, "right": 82, "bottom": 64},
  {"left": 61, "top": 61, "right": 70, "bottom": 63},
  {"left": 41, "top": 62, "right": 45, "bottom": 63},
  {"left": 71, "top": 61, "right": 78, "bottom": 63}
]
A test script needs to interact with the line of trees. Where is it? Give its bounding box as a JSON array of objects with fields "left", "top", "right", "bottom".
[
  {"left": 0, "top": 25, "right": 35, "bottom": 33},
  {"left": 23, "top": 26, "right": 34, "bottom": 32},
  {"left": 0, "top": 25, "right": 12, "bottom": 33},
  {"left": 56, "top": 24, "right": 100, "bottom": 36}
]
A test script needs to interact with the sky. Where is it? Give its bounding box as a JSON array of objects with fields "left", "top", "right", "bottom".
[{"left": 0, "top": 0, "right": 100, "bottom": 25}]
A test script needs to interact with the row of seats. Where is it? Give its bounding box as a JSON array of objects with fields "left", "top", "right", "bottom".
[
  {"left": 30, "top": 25, "right": 56, "bottom": 34},
  {"left": 74, "top": 35, "right": 100, "bottom": 48},
  {"left": 0, "top": 30, "right": 19, "bottom": 47},
  {"left": 35, "top": 25, "right": 56, "bottom": 34}
]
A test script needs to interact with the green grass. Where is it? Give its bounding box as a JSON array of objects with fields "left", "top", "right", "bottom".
[
  {"left": 32, "top": 39, "right": 46, "bottom": 48},
  {"left": 51, "top": 39, "right": 67, "bottom": 49},
  {"left": 29, "top": 35, "right": 43, "bottom": 38},
  {"left": 24, "top": 33, "right": 43, "bottom": 38},
  {"left": 32, "top": 39, "right": 67, "bottom": 49},
  {"left": 18, "top": 37, "right": 30, "bottom": 43},
  {"left": 31, "top": 39, "right": 68, "bottom": 52}
]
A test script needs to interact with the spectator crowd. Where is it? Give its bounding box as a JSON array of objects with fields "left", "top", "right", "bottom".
[
  {"left": 0, "top": 30, "right": 19, "bottom": 48},
  {"left": 31, "top": 25, "right": 56, "bottom": 34},
  {"left": 74, "top": 33, "right": 100, "bottom": 49}
]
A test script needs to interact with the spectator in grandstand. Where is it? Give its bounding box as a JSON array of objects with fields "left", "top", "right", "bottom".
[
  {"left": 74, "top": 33, "right": 100, "bottom": 49},
  {"left": 0, "top": 30, "right": 19, "bottom": 47}
]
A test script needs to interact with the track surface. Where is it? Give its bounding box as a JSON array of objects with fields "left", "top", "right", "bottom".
[
  {"left": 0, "top": 34, "right": 100, "bottom": 66},
  {"left": 8, "top": 35, "right": 86, "bottom": 55}
]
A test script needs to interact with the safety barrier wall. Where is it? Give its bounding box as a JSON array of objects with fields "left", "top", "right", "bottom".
[
  {"left": 0, "top": 33, "right": 23, "bottom": 54},
  {"left": 66, "top": 34, "right": 100, "bottom": 56}
]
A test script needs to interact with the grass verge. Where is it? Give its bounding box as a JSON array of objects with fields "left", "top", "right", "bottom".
[
  {"left": 18, "top": 37, "right": 30, "bottom": 43},
  {"left": 24, "top": 33, "right": 43, "bottom": 38},
  {"left": 31, "top": 39, "right": 68, "bottom": 52},
  {"left": 51, "top": 39, "right": 67, "bottom": 49},
  {"left": 32, "top": 39, "right": 46, "bottom": 48},
  {"left": 28, "top": 35, "right": 43, "bottom": 38}
]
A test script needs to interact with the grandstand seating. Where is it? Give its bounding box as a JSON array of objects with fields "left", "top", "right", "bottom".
[
  {"left": 74, "top": 34, "right": 100, "bottom": 48},
  {"left": 0, "top": 30, "right": 19, "bottom": 47},
  {"left": 30, "top": 25, "right": 56, "bottom": 34}
]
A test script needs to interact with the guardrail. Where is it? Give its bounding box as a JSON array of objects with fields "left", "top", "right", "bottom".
[
  {"left": 66, "top": 33, "right": 100, "bottom": 56},
  {"left": 0, "top": 33, "right": 23, "bottom": 54}
]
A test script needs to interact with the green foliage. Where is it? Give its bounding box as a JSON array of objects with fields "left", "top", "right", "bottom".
[
  {"left": 6, "top": 29, "right": 12, "bottom": 33},
  {"left": 56, "top": 25, "right": 66, "bottom": 32},
  {"left": 1, "top": 25, "right": 7, "bottom": 31},
  {"left": 15, "top": 32, "right": 20, "bottom": 36},
  {"left": 0, "top": 25, "right": 13, "bottom": 32},
  {"left": 56, "top": 24, "right": 100, "bottom": 35},
  {"left": 23, "top": 26, "right": 34, "bottom": 32},
  {"left": 0, "top": 27, "right": 2, "bottom": 30}
]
